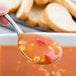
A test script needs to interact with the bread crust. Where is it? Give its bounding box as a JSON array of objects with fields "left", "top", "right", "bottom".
[
  {"left": 26, "top": 17, "right": 38, "bottom": 26},
  {"left": 34, "top": 0, "right": 48, "bottom": 5},
  {"left": 16, "top": 0, "right": 33, "bottom": 20},
  {"left": 38, "top": 12, "right": 51, "bottom": 30},
  {"left": 44, "top": 3, "right": 76, "bottom": 33},
  {"left": 56, "top": 0, "right": 76, "bottom": 18},
  {"left": 25, "top": 5, "right": 45, "bottom": 27},
  {"left": 48, "top": 0, "right": 54, "bottom": 3},
  {"left": 9, "top": 0, "right": 21, "bottom": 13},
  {"left": 0, "top": 0, "right": 21, "bottom": 13}
]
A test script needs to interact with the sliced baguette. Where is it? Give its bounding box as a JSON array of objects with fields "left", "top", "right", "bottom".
[
  {"left": 44, "top": 3, "right": 76, "bottom": 32},
  {"left": 34, "top": 0, "right": 48, "bottom": 5},
  {"left": 16, "top": 0, "right": 33, "bottom": 20},
  {"left": 25, "top": 5, "right": 45, "bottom": 26},
  {"left": 38, "top": 12, "right": 50, "bottom": 30},
  {"left": 0, "top": 0, "right": 21, "bottom": 13},
  {"left": 56, "top": 0, "right": 76, "bottom": 18}
]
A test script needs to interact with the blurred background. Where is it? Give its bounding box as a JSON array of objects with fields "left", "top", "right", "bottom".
[{"left": 0, "top": 0, "right": 76, "bottom": 34}]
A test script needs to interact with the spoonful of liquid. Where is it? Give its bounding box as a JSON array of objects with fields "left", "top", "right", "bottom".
[{"left": 5, "top": 14, "right": 62, "bottom": 64}]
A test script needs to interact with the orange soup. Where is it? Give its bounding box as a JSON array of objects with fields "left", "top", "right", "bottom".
[
  {"left": 0, "top": 45, "right": 76, "bottom": 76},
  {"left": 18, "top": 34, "right": 62, "bottom": 64}
]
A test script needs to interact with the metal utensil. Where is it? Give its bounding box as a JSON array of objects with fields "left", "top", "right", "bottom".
[
  {"left": 5, "top": 14, "right": 62, "bottom": 64},
  {"left": 5, "top": 14, "right": 23, "bottom": 35}
]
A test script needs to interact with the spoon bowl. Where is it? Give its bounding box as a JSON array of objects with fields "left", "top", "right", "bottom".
[{"left": 18, "top": 33, "right": 62, "bottom": 64}]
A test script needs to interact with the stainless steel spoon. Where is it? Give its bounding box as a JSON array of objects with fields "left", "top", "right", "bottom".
[
  {"left": 5, "top": 14, "right": 62, "bottom": 64},
  {"left": 5, "top": 14, "right": 23, "bottom": 35}
]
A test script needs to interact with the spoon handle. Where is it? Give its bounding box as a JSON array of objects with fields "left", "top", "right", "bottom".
[{"left": 5, "top": 14, "right": 23, "bottom": 35}]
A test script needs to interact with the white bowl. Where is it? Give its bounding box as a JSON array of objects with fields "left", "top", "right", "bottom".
[{"left": 0, "top": 33, "right": 76, "bottom": 46}]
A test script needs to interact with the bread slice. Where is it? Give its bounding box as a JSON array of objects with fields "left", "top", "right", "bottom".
[
  {"left": 0, "top": 0, "right": 21, "bottom": 13},
  {"left": 44, "top": 3, "right": 76, "bottom": 32},
  {"left": 34, "top": 0, "right": 48, "bottom": 5},
  {"left": 16, "top": 0, "right": 33, "bottom": 20},
  {"left": 56, "top": 0, "right": 76, "bottom": 18},
  {"left": 38, "top": 12, "right": 50, "bottom": 30},
  {"left": 25, "top": 5, "right": 45, "bottom": 26}
]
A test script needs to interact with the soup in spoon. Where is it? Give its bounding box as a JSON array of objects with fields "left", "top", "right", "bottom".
[{"left": 18, "top": 33, "right": 62, "bottom": 64}]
